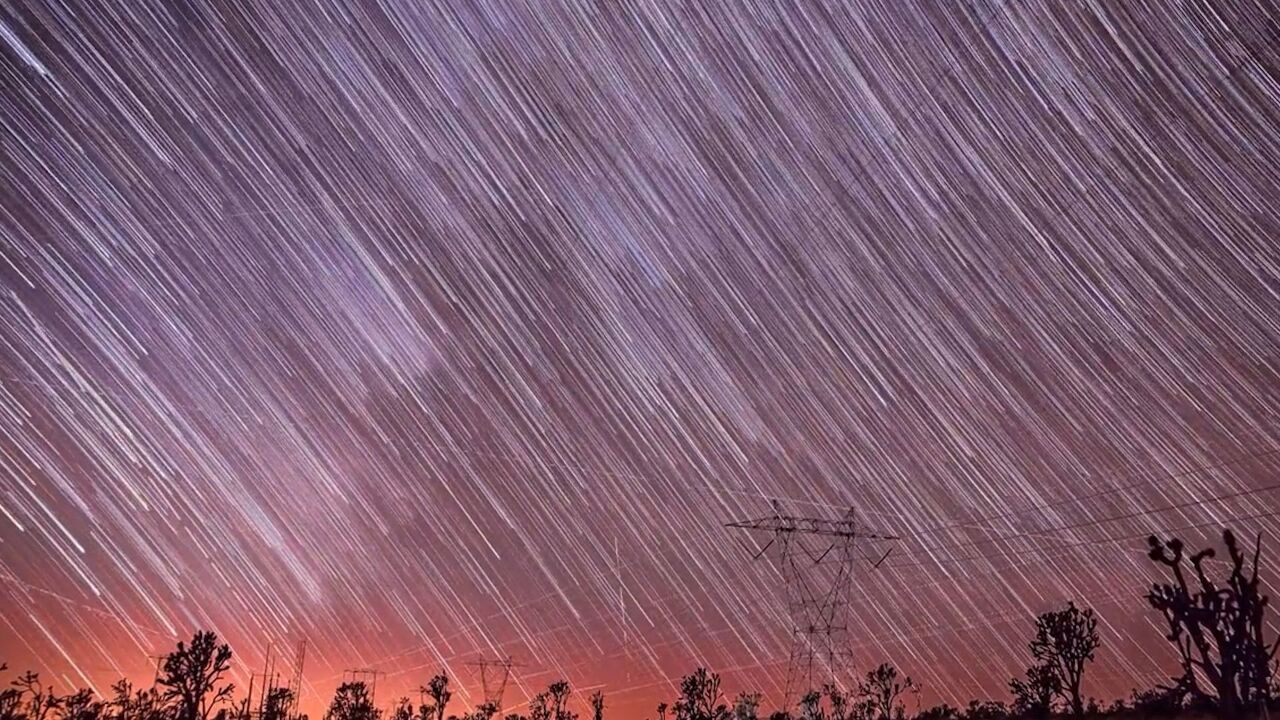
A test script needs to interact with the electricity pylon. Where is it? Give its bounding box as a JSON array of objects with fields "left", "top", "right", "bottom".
[
  {"left": 726, "top": 501, "right": 898, "bottom": 705},
  {"left": 464, "top": 657, "right": 520, "bottom": 709}
]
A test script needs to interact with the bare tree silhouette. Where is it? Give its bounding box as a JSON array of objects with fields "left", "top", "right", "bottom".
[
  {"left": 911, "top": 704, "right": 959, "bottom": 720},
  {"left": 1008, "top": 664, "right": 1057, "bottom": 719},
  {"left": 673, "top": 670, "right": 728, "bottom": 720},
  {"left": 528, "top": 694, "right": 550, "bottom": 720},
  {"left": 12, "top": 673, "right": 61, "bottom": 720},
  {"left": 857, "top": 664, "right": 915, "bottom": 720},
  {"left": 546, "top": 682, "right": 573, "bottom": 720},
  {"left": 60, "top": 690, "right": 103, "bottom": 720},
  {"left": 1028, "top": 603, "right": 1099, "bottom": 716},
  {"left": 261, "top": 688, "right": 294, "bottom": 720},
  {"left": 819, "top": 685, "right": 848, "bottom": 720},
  {"left": 157, "top": 632, "right": 234, "bottom": 720},
  {"left": 797, "top": 692, "right": 822, "bottom": 720},
  {"left": 958, "top": 700, "right": 1007, "bottom": 720},
  {"left": 1, "top": 667, "right": 21, "bottom": 720},
  {"left": 421, "top": 675, "right": 450, "bottom": 720},
  {"left": 389, "top": 699, "right": 413, "bottom": 720},
  {"left": 324, "top": 684, "right": 379, "bottom": 720},
  {"left": 1147, "top": 530, "right": 1280, "bottom": 714},
  {"left": 11, "top": 524, "right": 1280, "bottom": 720},
  {"left": 459, "top": 702, "right": 496, "bottom": 720},
  {"left": 106, "top": 681, "right": 162, "bottom": 720},
  {"left": 730, "top": 693, "right": 759, "bottom": 720}
]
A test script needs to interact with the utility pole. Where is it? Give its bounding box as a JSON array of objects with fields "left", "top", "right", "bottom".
[
  {"left": 148, "top": 654, "right": 167, "bottom": 689},
  {"left": 725, "top": 501, "right": 899, "bottom": 706}
]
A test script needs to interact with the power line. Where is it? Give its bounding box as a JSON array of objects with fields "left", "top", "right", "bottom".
[
  {"left": 893, "top": 445, "right": 1280, "bottom": 560},
  {"left": 887, "top": 502, "right": 1280, "bottom": 571},
  {"left": 903, "top": 445, "right": 1280, "bottom": 542}
]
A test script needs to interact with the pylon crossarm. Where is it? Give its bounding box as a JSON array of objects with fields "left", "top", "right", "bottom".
[
  {"left": 725, "top": 504, "right": 901, "bottom": 705},
  {"left": 724, "top": 516, "right": 898, "bottom": 540}
]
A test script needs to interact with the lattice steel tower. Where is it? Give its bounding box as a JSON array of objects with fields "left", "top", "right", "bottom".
[
  {"left": 465, "top": 657, "right": 520, "bottom": 709},
  {"left": 726, "top": 501, "right": 898, "bottom": 705}
]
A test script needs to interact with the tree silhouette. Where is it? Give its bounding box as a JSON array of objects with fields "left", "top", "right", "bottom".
[
  {"left": 1126, "top": 687, "right": 1183, "bottom": 718},
  {"left": 60, "top": 690, "right": 103, "bottom": 720},
  {"left": 546, "top": 682, "right": 572, "bottom": 720},
  {"left": 1007, "top": 664, "right": 1058, "bottom": 718},
  {"left": 1146, "top": 529, "right": 1279, "bottom": 714},
  {"left": 0, "top": 666, "right": 20, "bottom": 720},
  {"left": 729, "top": 693, "right": 759, "bottom": 720},
  {"left": 819, "top": 686, "right": 848, "bottom": 720},
  {"left": 796, "top": 692, "right": 822, "bottom": 720},
  {"left": 911, "top": 704, "right": 959, "bottom": 720},
  {"left": 958, "top": 700, "right": 1007, "bottom": 720},
  {"left": 107, "top": 681, "right": 162, "bottom": 720},
  {"left": 390, "top": 699, "right": 413, "bottom": 720},
  {"left": 258, "top": 688, "right": 293, "bottom": 720},
  {"left": 856, "top": 664, "right": 915, "bottom": 720},
  {"left": 158, "top": 632, "right": 234, "bottom": 720},
  {"left": 8, "top": 567, "right": 1280, "bottom": 720},
  {"left": 672, "top": 670, "right": 727, "bottom": 720},
  {"left": 528, "top": 694, "right": 550, "bottom": 720},
  {"left": 11, "top": 673, "right": 62, "bottom": 720},
  {"left": 421, "top": 675, "right": 450, "bottom": 720},
  {"left": 1028, "top": 603, "right": 1098, "bottom": 716},
  {"left": 460, "top": 703, "right": 496, "bottom": 720},
  {"left": 324, "top": 683, "right": 379, "bottom": 720}
]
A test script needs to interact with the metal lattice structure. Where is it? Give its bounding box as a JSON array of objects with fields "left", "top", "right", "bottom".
[
  {"left": 465, "top": 657, "right": 520, "bottom": 709},
  {"left": 726, "top": 501, "right": 899, "bottom": 705},
  {"left": 286, "top": 640, "right": 307, "bottom": 719},
  {"left": 341, "top": 669, "right": 386, "bottom": 704}
]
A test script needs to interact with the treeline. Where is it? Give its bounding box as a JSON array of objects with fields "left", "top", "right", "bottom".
[{"left": 3, "top": 530, "right": 1277, "bottom": 720}]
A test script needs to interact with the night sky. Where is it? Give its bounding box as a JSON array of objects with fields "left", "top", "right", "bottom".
[{"left": 2, "top": 0, "right": 1280, "bottom": 717}]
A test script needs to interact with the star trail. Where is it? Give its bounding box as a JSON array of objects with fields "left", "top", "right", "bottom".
[{"left": 1, "top": 0, "right": 1279, "bottom": 717}]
